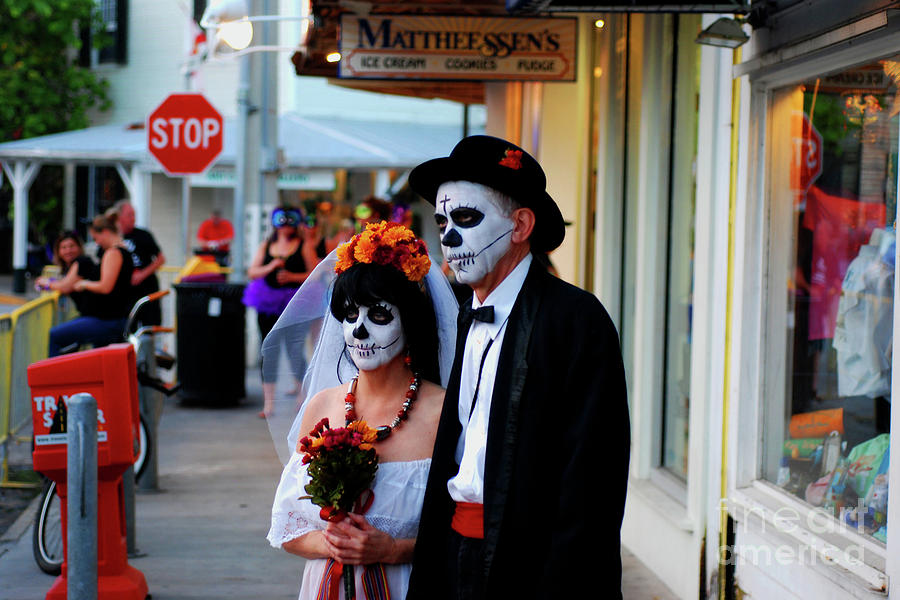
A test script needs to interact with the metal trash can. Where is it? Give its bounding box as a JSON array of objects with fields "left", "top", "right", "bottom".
[{"left": 174, "top": 282, "right": 246, "bottom": 404}]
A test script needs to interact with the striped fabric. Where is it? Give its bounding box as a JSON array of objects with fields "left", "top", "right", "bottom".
[{"left": 316, "top": 559, "right": 391, "bottom": 600}]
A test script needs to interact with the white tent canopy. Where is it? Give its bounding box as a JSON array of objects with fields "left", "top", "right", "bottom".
[{"left": 0, "top": 114, "right": 469, "bottom": 291}]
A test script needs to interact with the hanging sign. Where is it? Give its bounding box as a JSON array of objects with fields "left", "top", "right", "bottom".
[
  {"left": 338, "top": 15, "right": 577, "bottom": 81},
  {"left": 190, "top": 168, "right": 336, "bottom": 191}
]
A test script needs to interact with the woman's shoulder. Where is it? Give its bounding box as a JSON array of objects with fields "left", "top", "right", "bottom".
[
  {"left": 415, "top": 380, "right": 445, "bottom": 422},
  {"left": 299, "top": 384, "right": 348, "bottom": 431}
]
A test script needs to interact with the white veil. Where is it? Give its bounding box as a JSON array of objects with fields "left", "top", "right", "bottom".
[{"left": 262, "top": 249, "right": 459, "bottom": 465}]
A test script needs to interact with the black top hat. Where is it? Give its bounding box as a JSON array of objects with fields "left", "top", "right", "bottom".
[{"left": 409, "top": 135, "right": 565, "bottom": 253}]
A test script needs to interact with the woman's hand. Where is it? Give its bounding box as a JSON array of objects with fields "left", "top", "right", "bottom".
[
  {"left": 267, "top": 257, "right": 285, "bottom": 273},
  {"left": 322, "top": 513, "right": 398, "bottom": 566},
  {"left": 275, "top": 269, "right": 299, "bottom": 285},
  {"left": 35, "top": 276, "right": 52, "bottom": 290},
  {"left": 73, "top": 280, "right": 88, "bottom": 292}
]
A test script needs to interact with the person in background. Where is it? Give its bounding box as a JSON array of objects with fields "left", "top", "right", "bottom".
[
  {"left": 197, "top": 207, "right": 235, "bottom": 254},
  {"left": 242, "top": 206, "right": 322, "bottom": 417},
  {"left": 353, "top": 196, "right": 393, "bottom": 231},
  {"left": 47, "top": 214, "right": 135, "bottom": 357},
  {"left": 112, "top": 199, "right": 166, "bottom": 325},
  {"left": 317, "top": 200, "right": 355, "bottom": 254},
  {"left": 36, "top": 231, "right": 99, "bottom": 315}
]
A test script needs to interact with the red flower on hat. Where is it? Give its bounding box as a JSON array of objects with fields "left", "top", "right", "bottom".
[{"left": 499, "top": 148, "right": 523, "bottom": 170}]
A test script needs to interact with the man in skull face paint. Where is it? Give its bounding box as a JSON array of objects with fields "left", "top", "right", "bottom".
[{"left": 407, "top": 135, "right": 630, "bottom": 599}]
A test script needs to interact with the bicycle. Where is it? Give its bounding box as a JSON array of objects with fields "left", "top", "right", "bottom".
[{"left": 32, "top": 290, "right": 178, "bottom": 575}]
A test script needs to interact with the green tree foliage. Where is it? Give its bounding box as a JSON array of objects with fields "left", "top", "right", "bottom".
[{"left": 0, "top": 0, "right": 111, "bottom": 142}]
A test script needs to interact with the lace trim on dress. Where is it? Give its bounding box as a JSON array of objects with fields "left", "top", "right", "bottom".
[{"left": 267, "top": 508, "right": 317, "bottom": 549}]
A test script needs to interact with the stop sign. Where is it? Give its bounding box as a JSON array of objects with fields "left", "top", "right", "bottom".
[
  {"left": 147, "top": 93, "right": 223, "bottom": 175},
  {"left": 791, "top": 111, "right": 823, "bottom": 193}
]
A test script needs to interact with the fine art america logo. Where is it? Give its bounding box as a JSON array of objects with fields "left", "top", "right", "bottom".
[{"left": 339, "top": 15, "right": 577, "bottom": 81}]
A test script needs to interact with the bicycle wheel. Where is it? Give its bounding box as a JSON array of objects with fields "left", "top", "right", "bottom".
[
  {"left": 32, "top": 480, "right": 63, "bottom": 575},
  {"left": 134, "top": 414, "right": 152, "bottom": 482}
]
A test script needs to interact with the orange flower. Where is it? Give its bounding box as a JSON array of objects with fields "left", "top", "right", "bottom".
[{"left": 334, "top": 221, "right": 431, "bottom": 282}]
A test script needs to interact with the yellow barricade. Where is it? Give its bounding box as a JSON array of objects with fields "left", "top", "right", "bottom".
[
  {"left": 0, "top": 313, "right": 13, "bottom": 449},
  {"left": 1, "top": 294, "right": 57, "bottom": 488}
]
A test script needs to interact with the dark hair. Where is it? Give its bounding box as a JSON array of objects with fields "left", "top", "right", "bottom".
[
  {"left": 52, "top": 231, "right": 84, "bottom": 268},
  {"left": 330, "top": 263, "right": 440, "bottom": 384}
]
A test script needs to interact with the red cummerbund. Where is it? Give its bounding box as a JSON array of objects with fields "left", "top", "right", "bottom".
[{"left": 451, "top": 502, "right": 484, "bottom": 539}]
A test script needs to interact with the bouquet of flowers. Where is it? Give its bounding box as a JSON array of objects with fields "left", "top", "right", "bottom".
[{"left": 297, "top": 418, "right": 379, "bottom": 599}]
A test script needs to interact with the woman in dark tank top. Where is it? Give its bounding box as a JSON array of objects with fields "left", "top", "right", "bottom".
[
  {"left": 47, "top": 214, "right": 135, "bottom": 356},
  {"left": 35, "top": 231, "right": 99, "bottom": 315},
  {"left": 242, "top": 206, "right": 323, "bottom": 417}
]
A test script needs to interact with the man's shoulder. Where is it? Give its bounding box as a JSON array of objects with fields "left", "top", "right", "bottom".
[
  {"left": 127, "top": 227, "right": 154, "bottom": 240},
  {"left": 526, "top": 270, "right": 616, "bottom": 330},
  {"left": 532, "top": 269, "right": 604, "bottom": 311}
]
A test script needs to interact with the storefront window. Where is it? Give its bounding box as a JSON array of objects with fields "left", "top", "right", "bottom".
[
  {"left": 767, "top": 56, "right": 899, "bottom": 542},
  {"left": 660, "top": 21, "right": 698, "bottom": 479}
]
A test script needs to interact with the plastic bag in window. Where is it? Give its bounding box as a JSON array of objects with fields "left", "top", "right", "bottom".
[{"left": 844, "top": 433, "right": 890, "bottom": 500}]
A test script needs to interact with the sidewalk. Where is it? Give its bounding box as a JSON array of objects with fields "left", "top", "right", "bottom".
[{"left": 0, "top": 366, "right": 677, "bottom": 600}]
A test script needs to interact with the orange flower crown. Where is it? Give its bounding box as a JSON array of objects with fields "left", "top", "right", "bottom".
[{"left": 335, "top": 221, "right": 431, "bottom": 282}]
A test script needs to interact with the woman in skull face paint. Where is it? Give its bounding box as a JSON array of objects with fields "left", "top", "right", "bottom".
[{"left": 267, "top": 222, "right": 456, "bottom": 600}]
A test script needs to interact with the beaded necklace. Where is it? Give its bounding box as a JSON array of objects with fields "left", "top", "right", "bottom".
[{"left": 344, "top": 370, "right": 420, "bottom": 441}]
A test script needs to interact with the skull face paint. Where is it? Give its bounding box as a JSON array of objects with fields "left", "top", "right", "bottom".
[
  {"left": 434, "top": 181, "right": 515, "bottom": 285},
  {"left": 342, "top": 301, "right": 406, "bottom": 371}
]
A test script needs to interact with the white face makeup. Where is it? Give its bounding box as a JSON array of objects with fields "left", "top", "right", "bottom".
[
  {"left": 434, "top": 181, "right": 515, "bottom": 285},
  {"left": 342, "top": 301, "right": 406, "bottom": 371}
]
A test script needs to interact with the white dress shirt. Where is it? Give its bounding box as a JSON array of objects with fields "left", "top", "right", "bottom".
[{"left": 447, "top": 253, "right": 532, "bottom": 504}]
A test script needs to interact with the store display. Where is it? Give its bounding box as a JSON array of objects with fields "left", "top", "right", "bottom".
[
  {"left": 834, "top": 227, "right": 894, "bottom": 398},
  {"left": 788, "top": 408, "right": 844, "bottom": 438}
]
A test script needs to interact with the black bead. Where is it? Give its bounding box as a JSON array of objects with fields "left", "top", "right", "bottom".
[{"left": 376, "top": 426, "right": 392, "bottom": 441}]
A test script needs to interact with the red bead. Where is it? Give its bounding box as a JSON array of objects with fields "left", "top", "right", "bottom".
[
  {"left": 405, "top": 390, "right": 415, "bottom": 399},
  {"left": 399, "top": 411, "right": 409, "bottom": 421},
  {"left": 404, "top": 355, "right": 412, "bottom": 365},
  {"left": 345, "top": 393, "right": 355, "bottom": 403},
  {"left": 346, "top": 410, "right": 356, "bottom": 420}
]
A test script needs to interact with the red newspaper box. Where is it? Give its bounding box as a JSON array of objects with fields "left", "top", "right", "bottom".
[{"left": 29, "top": 343, "right": 148, "bottom": 600}]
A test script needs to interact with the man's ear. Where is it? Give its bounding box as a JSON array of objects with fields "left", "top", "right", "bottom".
[{"left": 510, "top": 207, "right": 536, "bottom": 244}]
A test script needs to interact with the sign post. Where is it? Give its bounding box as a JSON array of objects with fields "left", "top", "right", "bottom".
[{"left": 147, "top": 93, "right": 224, "bottom": 264}]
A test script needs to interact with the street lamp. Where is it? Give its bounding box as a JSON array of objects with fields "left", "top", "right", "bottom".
[{"left": 199, "top": 1, "right": 311, "bottom": 282}]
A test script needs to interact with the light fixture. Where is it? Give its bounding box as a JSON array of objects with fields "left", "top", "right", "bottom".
[
  {"left": 199, "top": 1, "right": 311, "bottom": 59},
  {"left": 594, "top": 18, "right": 605, "bottom": 29},
  {"left": 219, "top": 20, "right": 253, "bottom": 50},
  {"left": 201, "top": 0, "right": 254, "bottom": 50},
  {"left": 325, "top": 52, "right": 342, "bottom": 63},
  {"left": 695, "top": 17, "right": 749, "bottom": 49}
]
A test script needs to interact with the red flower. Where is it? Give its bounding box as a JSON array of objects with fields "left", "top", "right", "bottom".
[
  {"left": 320, "top": 506, "right": 346, "bottom": 522},
  {"left": 499, "top": 149, "right": 523, "bottom": 170}
]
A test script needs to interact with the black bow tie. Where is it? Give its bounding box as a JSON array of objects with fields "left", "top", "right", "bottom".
[{"left": 462, "top": 305, "right": 495, "bottom": 325}]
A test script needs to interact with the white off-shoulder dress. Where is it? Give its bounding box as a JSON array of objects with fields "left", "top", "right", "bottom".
[{"left": 268, "top": 452, "right": 431, "bottom": 600}]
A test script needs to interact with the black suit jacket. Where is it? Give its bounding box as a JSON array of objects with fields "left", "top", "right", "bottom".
[{"left": 408, "top": 260, "right": 630, "bottom": 599}]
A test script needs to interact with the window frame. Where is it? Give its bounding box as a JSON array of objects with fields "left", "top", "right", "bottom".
[{"left": 729, "top": 26, "right": 900, "bottom": 591}]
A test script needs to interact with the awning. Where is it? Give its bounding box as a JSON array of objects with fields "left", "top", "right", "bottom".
[{"left": 0, "top": 113, "right": 470, "bottom": 171}]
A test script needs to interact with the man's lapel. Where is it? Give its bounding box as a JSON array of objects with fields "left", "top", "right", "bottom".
[
  {"left": 481, "top": 260, "right": 546, "bottom": 568},
  {"left": 430, "top": 297, "right": 472, "bottom": 479}
]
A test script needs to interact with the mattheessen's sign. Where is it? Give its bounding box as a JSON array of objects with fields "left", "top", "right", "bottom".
[{"left": 338, "top": 15, "right": 577, "bottom": 81}]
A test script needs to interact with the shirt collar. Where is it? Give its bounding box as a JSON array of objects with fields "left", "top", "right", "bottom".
[{"left": 471, "top": 253, "right": 532, "bottom": 336}]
